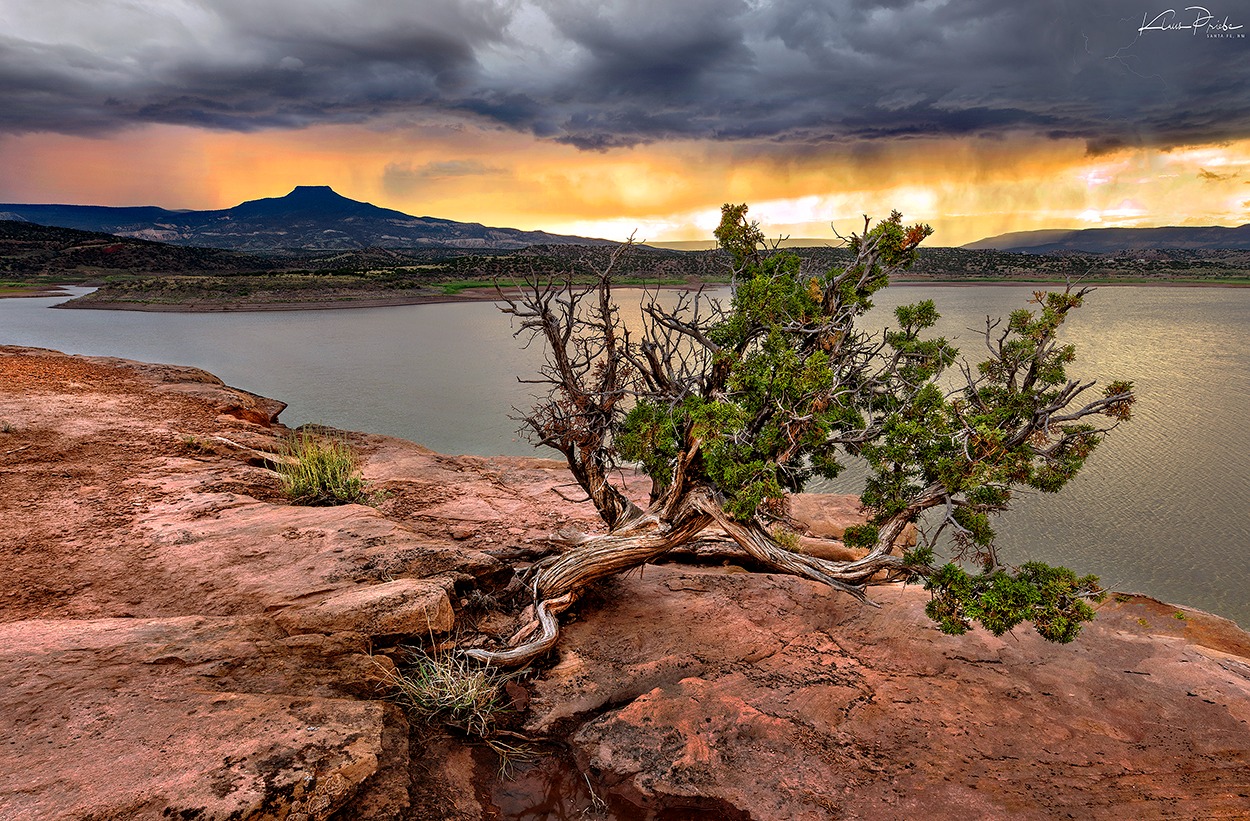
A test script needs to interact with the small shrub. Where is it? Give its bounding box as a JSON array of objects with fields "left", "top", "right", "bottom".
[
  {"left": 771, "top": 527, "right": 801, "bottom": 551},
  {"left": 180, "top": 433, "right": 209, "bottom": 452},
  {"left": 1, "top": 422, "right": 15, "bottom": 434},
  {"left": 1173, "top": 611, "right": 1188, "bottom": 621},
  {"left": 384, "top": 651, "right": 510, "bottom": 735},
  {"left": 276, "top": 431, "right": 369, "bottom": 505}
]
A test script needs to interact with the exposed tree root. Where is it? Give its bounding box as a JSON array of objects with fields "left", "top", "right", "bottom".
[
  {"left": 463, "top": 491, "right": 912, "bottom": 668},
  {"left": 464, "top": 592, "right": 577, "bottom": 666}
]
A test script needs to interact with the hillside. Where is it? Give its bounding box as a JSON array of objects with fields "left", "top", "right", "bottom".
[
  {"left": 50, "top": 241, "right": 1250, "bottom": 312},
  {"left": 0, "top": 186, "right": 615, "bottom": 252},
  {"left": 0, "top": 220, "right": 278, "bottom": 279},
  {"left": 11, "top": 218, "right": 1250, "bottom": 311},
  {"left": 966, "top": 224, "right": 1250, "bottom": 253}
]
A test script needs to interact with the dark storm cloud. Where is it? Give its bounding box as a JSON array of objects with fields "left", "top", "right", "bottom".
[{"left": 3, "top": 0, "right": 1249, "bottom": 151}]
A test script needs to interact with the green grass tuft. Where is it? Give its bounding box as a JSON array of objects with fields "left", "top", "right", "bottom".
[{"left": 276, "top": 431, "right": 370, "bottom": 505}]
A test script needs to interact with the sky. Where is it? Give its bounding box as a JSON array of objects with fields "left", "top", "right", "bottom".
[{"left": 2, "top": 0, "right": 1249, "bottom": 246}]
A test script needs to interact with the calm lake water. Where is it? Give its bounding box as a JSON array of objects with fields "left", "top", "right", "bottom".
[{"left": 3, "top": 285, "right": 1248, "bottom": 627}]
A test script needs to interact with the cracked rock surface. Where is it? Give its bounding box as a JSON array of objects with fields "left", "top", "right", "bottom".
[
  {"left": 0, "top": 346, "right": 577, "bottom": 820},
  {"left": 4, "top": 345, "right": 1250, "bottom": 820},
  {"left": 528, "top": 564, "right": 1250, "bottom": 819}
]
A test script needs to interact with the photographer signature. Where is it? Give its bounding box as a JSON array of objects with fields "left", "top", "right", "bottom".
[{"left": 1139, "top": 6, "right": 1244, "bottom": 34}]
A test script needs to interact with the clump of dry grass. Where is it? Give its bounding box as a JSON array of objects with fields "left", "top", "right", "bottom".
[
  {"left": 382, "top": 650, "right": 510, "bottom": 735},
  {"left": 377, "top": 649, "right": 533, "bottom": 773}
]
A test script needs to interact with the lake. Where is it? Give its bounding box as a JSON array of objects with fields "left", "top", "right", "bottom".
[{"left": 3, "top": 284, "right": 1248, "bottom": 627}]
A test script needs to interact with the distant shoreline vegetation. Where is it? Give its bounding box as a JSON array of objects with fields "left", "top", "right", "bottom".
[{"left": 4, "top": 220, "right": 1250, "bottom": 310}]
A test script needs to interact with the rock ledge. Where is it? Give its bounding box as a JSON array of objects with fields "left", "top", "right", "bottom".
[{"left": 2, "top": 346, "right": 1248, "bottom": 820}]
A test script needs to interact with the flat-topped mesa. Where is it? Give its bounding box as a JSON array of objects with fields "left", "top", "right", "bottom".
[
  {"left": 230, "top": 185, "right": 390, "bottom": 219},
  {"left": 0, "top": 186, "right": 616, "bottom": 250}
]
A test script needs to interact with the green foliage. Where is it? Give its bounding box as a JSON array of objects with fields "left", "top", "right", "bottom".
[
  {"left": 858, "top": 287, "right": 1133, "bottom": 542},
  {"left": 620, "top": 207, "right": 941, "bottom": 523},
  {"left": 843, "top": 524, "right": 879, "bottom": 550},
  {"left": 714, "top": 203, "right": 767, "bottom": 268},
  {"left": 902, "top": 545, "right": 935, "bottom": 567},
  {"left": 616, "top": 402, "right": 683, "bottom": 483},
  {"left": 708, "top": 254, "right": 814, "bottom": 347},
  {"left": 713, "top": 211, "right": 1134, "bottom": 637},
  {"left": 1103, "top": 380, "right": 1136, "bottom": 421},
  {"left": 924, "top": 562, "right": 1104, "bottom": 643},
  {"left": 528, "top": 202, "right": 1134, "bottom": 645},
  {"left": 276, "top": 431, "right": 371, "bottom": 506}
]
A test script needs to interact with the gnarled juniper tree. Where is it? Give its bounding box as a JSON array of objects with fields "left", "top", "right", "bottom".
[{"left": 472, "top": 205, "right": 1134, "bottom": 666}]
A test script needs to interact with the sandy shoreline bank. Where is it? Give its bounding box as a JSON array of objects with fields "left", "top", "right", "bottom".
[{"left": 0, "top": 285, "right": 73, "bottom": 299}]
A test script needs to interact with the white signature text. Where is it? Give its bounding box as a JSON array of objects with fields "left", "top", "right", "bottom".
[{"left": 1139, "top": 6, "right": 1244, "bottom": 34}]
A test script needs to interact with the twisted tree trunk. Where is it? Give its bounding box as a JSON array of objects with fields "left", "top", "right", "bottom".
[{"left": 466, "top": 487, "right": 909, "bottom": 667}]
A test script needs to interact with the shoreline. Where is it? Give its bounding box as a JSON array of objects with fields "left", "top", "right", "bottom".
[
  {"left": 51, "top": 290, "right": 504, "bottom": 313},
  {"left": 0, "top": 285, "right": 73, "bottom": 299},
  {"left": 1, "top": 343, "right": 1241, "bottom": 630},
  {"left": 34, "top": 274, "right": 1250, "bottom": 312}
]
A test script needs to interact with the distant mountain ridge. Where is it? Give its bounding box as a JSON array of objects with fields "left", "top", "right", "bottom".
[
  {"left": 0, "top": 220, "right": 283, "bottom": 278},
  {"left": 0, "top": 186, "right": 614, "bottom": 251},
  {"left": 966, "top": 224, "right": 1250, "bottom": 253}
]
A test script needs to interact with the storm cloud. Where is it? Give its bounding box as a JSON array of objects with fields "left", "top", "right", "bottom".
[{"left": 3, "top": 0, "right": 1249, "bottom": 152}]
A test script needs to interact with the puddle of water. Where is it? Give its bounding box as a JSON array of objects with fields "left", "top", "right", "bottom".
[
  {"left": 476, "top": 745, "right": 611, "bottom": 821},
  {"left": 474, "top": 746, "right": 747, "bottom": 821}
]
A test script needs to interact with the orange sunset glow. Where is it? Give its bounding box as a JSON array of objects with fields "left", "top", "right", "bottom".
[
  {"left": 4, "top": 126, "right": 1249, "bottom": 247},
  {"left": 3, "top": 1, "right": 1249, "bottom": 246},
  {"left": 5, "top": 4, "right": 1250, "bottom": 815}
]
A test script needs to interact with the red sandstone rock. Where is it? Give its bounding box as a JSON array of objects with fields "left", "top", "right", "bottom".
[
  {"left": 788, "top": 492, "right": 865, "bottom": 539},
  {"left": 789, "top": 493, "right": 917, "bottom": 559},
  {"left": 4, "top": 345, "right": 1249, "bottom": 820},
  {"left": 0, "top": 347, "right": 515, "bottom": 819},
  {"left": 528, "top": 564, "right": 1250, "bottom": 819},
  {"left": 276, "top": 578, "right": 454, "bottom": 637},
  {"left": 0, "top": 616, "right": 403, "bottom": 819}
]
